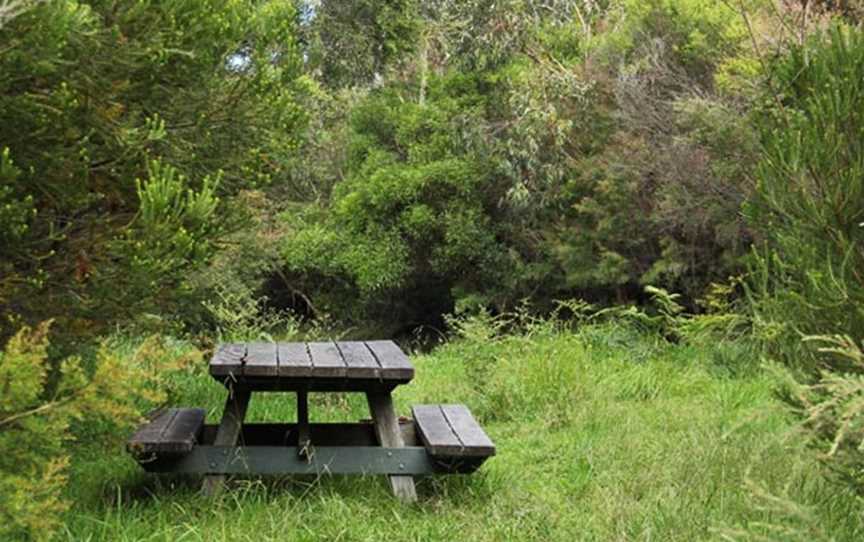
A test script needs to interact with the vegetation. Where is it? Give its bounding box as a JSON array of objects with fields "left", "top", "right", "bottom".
[{"left": 2, "top": 0, "right": 864, "bottom": 540}]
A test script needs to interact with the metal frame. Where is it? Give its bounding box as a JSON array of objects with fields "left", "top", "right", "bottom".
[
  {"left": 201, "top": 384, "right": 421, "bottom": 500},
  {"left": 143, "top": 446, "right": 443, "bottom": 475}
]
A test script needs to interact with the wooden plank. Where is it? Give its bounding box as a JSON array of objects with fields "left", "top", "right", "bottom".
[
  {"left": 159, "top": 408, "right": 206, "bottom": 454},
  {"left": 412, "top": 405, "right": 462, "bottom": 456},
  {"left": 210, "top": 343, "right": 246, "bottom": 377},
  {"left": 127, "top": 409, "right": 179, "bottom": 455},
  {"left": 337, "top": 341, "right": 379, "bottom": 379},
  {"left": 308, "top": 341, "right": 346, "bottom": 378},
  {"left": 127, "top": 408, "right": 206, "bottom": 456},
  {"left": 440, "top": 404, "right": 495, "bottom": 457},
  {"left": 202, "top": 389, "right": 251, "bottom": 496},
  {"left": 367, "top": 392, "right": 417, "bottom": 502},
  {"left": 365, "top": 340, "right": 414, "bottom": 381},
  {"left": 244, "top": 342, "right": 278, "bottom": 377},
  {"left": 277, "top": 342, "right": 312, "bottom": 378}
]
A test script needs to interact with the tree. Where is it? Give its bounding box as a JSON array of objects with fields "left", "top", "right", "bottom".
[{"left": 0, "top": 0, "right": 306, "bottom": 343}]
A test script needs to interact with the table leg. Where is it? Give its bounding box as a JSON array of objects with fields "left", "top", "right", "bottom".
[
  {"left": 202, "top": 387, "right": 251, "bottom": 496},
  {"left": 366, "top": 392, "right": 417, "bottom": 502}
]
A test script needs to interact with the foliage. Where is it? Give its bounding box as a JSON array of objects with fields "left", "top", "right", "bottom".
[
  {"left": 548, "top": 0, "right": 759, "bottom": 303},
  {"left": 0, "top": 0, "right": 306, "bottom": 344},
  {"left": 0, "top": 323, "right": 191, "bottom": 541},
  {"left": 302, "top": 0, "right": 420, "bottom": 88},
  {"left": 790, "top": 335, "right": 864, "bottom": 494},
  {"left": 281, "top": 73, "right": 519, "bottom": 326},
  {"left": 745, "top": 25, "right": 864, "bottom": 370}
]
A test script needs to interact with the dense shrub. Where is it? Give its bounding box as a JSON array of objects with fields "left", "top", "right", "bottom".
[
  {"left": 281, "top": 74, "right": 517, "bottom": 327},
  {"left": 547, "top": 0, "right": 759, "bottom": 303},
  {"left": 273, "top": 1, "right": 768, "bottom": 331},
  {"left": 745, "top": 25, "right": 864, "bottom": 369},
  {"left": 790, "top": 335, "right": 864, "bottom": 494},
  {"left": 0, "top": 323, "right": 191, "bottom": 541},
  {"left": 0, "top": 0, "right": 306, "bottom": 344}
]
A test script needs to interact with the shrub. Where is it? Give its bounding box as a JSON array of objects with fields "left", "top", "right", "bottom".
[
  {"left": 745, "top": 25, "right": 864, "bottom": 370},
  {"left": 0, "top": 323, "right": 188, "bottom": 541},
  {"left": 791, "top": 335, "right": 864, "bottom": 494},
  {"left": 280, "top": 74, "right": 517, "bottom": 327},
  {"left": 0, "top": 0, "right": 306, "bottom": 343}
]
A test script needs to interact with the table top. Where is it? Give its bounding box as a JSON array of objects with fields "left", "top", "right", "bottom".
[{"left": 209, "top": 340, "right": 414, "bottom": 392}]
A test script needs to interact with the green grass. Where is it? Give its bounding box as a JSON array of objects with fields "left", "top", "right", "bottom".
[{"left": 60, "top": 323, "right": 863, "bottom": 541}]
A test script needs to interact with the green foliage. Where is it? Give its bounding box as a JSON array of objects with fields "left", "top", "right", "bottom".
[
  {"left": 547, "top": 0, "right": 759, "bottom": 303},
  {"left": 281, "top": 74, "right": 518, "bottom": 324},
  {"left": 791, "top": 335, "right": 864, "bottom": 494},
  {"left": 0, "top": 323, "right": 189, "bottom": 541},
  {"left": 0, "top": 0, "right": 306, "bottom": 342},
  {"left": 745, "top": 25, "right": 864, "bottom": 369},
  {"left": 303, "top": 0, "right": 420, "bottom": 87}
]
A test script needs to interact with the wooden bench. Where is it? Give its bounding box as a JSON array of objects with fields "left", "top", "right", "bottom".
[
  {"left": 127, "top": 408, "right": 206, "bottom": 457},
  {"left": 412, "top": 404, "right": 495, "bottom": 472}
]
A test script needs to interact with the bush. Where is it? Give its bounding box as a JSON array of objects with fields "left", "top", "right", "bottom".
[
  {"left": 745, "top": 25, "right": 864, "bottom": 370},
  {"left": 280, "top": 74, "right": 518, "bottom": 327},
  {"left": 0, "top": 323, "right": 189, "bottom": 541},
  {"left": 0, "top": 0, "right": 306, "bottom": 343},
  {"left": 548, "top": 0, "right": 759, "bottom": 304},
  {"left": 790, "top": 335, "right": 864, "bottom": 494}
]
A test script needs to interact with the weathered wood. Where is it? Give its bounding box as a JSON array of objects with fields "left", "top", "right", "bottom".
[
  {"left": 210, "top": 343, "right": 245, "bottom": 378},
  {"left": 365, "top": 340, "right": 414, "bottom": 381},
  {"left": 440, "top": 405, "right": 495, "bottom": 456},
  {"left": 413, "top": 404, "right": 495, "bottom": 458},
  {"left": 211, "top": 377, "right": 404, "bottom": 393},
  {"left": 127, "top": 408, "right": 206, "bottom": 456},
  {"left": 412, "top": 405, "right": 462, "bottom": 456},
  {"left": 244, "top": 342, "right": 278, "bottom": 377},
  {"left": 211, "top": 341, "right": 413, "bottom": 389},
  {"left": 308, "top": 341, "right": 346, "bottom": 378},
  {"left": 337, "top": 341, "right": 379, "bottom": 379},
  {"left": 367, "top": 392, "right": 417, "bottom": 502},
  {"left": 127, "top": 409, "right": 178, "bottom": 453},
  {"left": 202, "top": 389, "right": 251, "bottom": 496},
  {"left": 278, "top": 342, "right": 312, "bottom": 378}
]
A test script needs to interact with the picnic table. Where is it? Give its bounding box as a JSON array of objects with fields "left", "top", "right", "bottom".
[{"left": 127, "top": 341, "right": 495, "bottom": 502}]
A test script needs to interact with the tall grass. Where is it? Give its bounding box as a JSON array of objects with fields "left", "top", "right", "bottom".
[{"left": 57, "top": 317, "right": 863, "bottom": 541}]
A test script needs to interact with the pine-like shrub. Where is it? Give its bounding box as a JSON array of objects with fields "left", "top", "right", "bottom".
[
  {"left": 792, "top": 335, "right": 864, "bottom": 494},
  {"left": 745, "top": 25, "right": 864, "bottom": 370}
]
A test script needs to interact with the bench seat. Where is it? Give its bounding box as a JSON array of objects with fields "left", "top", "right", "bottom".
[
  {"left": 127, "top": 408, "right": 206, "bottom": 457},
  {"left": 412, "top": 404, "right": 495, "bottom": 459}
]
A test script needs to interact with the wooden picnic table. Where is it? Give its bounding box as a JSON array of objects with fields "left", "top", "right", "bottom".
[
  {"left": 205, "top": 340, "right": 417, "bottom": 500},
  {"left": 127, "top": 340, "right": 495, "bottom": 503}
]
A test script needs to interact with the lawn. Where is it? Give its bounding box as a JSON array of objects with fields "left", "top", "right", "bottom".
[{"left": 60, "top": 322, "right": 863, "bottom": 541}]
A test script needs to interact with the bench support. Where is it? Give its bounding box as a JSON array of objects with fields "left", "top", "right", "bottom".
[
  {"left": 202, "top": 387, "right": 251, "bottom": 496},
  {"left": 297, "top": 389, "right": 313, "bottom": 460},
  {"left": 366, "top": 392, "right": 417, "bottom": 502}
]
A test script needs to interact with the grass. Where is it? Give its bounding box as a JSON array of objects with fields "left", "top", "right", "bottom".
[{"left": 59, "top": 321, "right": 863, "bottom": 541}]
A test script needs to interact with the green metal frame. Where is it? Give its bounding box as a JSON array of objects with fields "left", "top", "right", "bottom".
[{"left": 141, "top": 446, "right": 455, "bottom": 475}]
